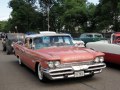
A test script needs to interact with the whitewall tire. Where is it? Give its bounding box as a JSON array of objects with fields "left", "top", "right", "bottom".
[
  {"left": 37, "top": 64, "right": 47, "bottom": 81},
  {"left": 18, "top": 57, "right": 23, "bottom": 66}
]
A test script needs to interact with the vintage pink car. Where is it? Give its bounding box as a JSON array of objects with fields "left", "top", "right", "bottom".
[{"left": 13, "top": 32, "right": 106, "bottom": 81}]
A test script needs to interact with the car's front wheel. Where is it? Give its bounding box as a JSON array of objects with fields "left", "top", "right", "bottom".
[{"left": 37, "top": 64, "right": 47, "bottom": 82}]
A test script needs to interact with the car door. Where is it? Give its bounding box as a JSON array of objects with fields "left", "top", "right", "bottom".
[{"left": 21, "top": 38, "right": 36, "bottom": 70}]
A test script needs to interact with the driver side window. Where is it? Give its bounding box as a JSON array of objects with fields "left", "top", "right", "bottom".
[{"left": 25, "top": 38, "right": 32, "bottom": 49}]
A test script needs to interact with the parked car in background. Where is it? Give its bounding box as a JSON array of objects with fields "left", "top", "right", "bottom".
[
  {"left": 0, "top": 32, "right": 5, "bottom": 40},
  {"left": 72, "top": 40, "right": 85, "bottom": 47},
  {"left": 2, "top": 33, "right": 25, "bottom": 54},
  {"left": 86, "top": 32, "right": 120, "bottom": 65},
  {"left": 13, "top": 32, "right": 106, "bottom": 81},
  {"left": 25, "top": 32, "right": 37, "bottom": 35},
  {"left": 75, "top": 33, "right": 104, "bottom": 44}
]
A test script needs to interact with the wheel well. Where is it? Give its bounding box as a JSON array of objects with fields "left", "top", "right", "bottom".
[{"left": 35, "top": 62, "right": 39, "bottom": 75}]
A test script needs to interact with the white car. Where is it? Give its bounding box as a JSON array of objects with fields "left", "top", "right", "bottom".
[
  {"left": 86, "top": 32, "right": 120, "bottom": 64},
  {"left": 73, "top": 40, "right": 85, "bottom": 47}
]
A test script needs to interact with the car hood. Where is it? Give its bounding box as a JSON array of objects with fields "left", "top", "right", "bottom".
[{"left": 35, "top": 46, "right": 103, "bottom": 63}]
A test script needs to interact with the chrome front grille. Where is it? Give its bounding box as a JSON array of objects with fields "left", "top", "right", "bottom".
[
  {"left": 57, "top": 61, "right": 94, "bottom": 68},
  {"left": 44, "top": 63, "right": 106, "bottom": 80}
]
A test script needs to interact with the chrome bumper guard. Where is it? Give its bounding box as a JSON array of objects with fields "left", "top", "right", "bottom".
[{"left": 43, "top": 63, "right": 106, "bottom": 80}]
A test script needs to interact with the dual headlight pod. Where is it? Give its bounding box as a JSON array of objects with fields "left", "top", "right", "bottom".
[
  {"left": 47, "top": 61, "right": 60, "bottom": 68},
  {"left": 94, "top": 57, "right": 104, "bottom": 63}
]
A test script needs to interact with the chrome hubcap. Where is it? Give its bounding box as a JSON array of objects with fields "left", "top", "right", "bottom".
[{"left": 38, "top": 64, "right": 43, "bottom": 80}]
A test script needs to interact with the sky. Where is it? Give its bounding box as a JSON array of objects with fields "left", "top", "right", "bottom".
[
  {"left": 0, "top": 0, "right": 99, "bottom": 21},
  {"left": 0, "top": 0, "right": 12, "bottom": 21},
  {"left": 88, "top": 0, "right": 99, "bottom": 4}
]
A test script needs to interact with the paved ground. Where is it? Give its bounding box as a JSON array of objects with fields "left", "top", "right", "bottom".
[{"left": 0, "top": 41, "right": 120, "bottom": 90}]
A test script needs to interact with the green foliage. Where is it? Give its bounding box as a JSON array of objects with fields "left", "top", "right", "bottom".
[
  {"left": 0, "top": 21, "right": 7, "bottom": 32},
  {"left": 5, "top": 0, "right": 44, "bottom": 33},
  {"left": 95, "top": 0, "right": 120, "bottom": 32},
  {"left": 2, "top": 0, "right": 120, "bottom": 36}
]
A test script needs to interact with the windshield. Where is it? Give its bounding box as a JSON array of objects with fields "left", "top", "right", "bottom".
[{"left": 33, "top": 35, "right": 74, "bottom": 50}]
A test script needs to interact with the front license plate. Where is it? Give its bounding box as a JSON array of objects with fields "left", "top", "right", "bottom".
[{"left": 74, "top": 71, "right": 84, "bottom": 77}]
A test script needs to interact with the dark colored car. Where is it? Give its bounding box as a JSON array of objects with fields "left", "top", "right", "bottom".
[
  {"left": 1, "top": 33, "right": 6, "bottom": 40},
  {"left": 0, "top": 32, "right": 3, "bottom": 39},
  {"left": 74, "top": 33, "right": 104, "bottom": 45},
  {"left": 2, "top": 33, "right": 25, "bottom": 54}
]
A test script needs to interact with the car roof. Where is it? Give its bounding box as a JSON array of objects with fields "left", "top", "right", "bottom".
[
  {"left": 25, "top": 33, "right": 71, "bottom": 39},
  {"left": 6, "top": 33, "right": 25, "bottom": 38},
  {"left": 7, "top": 33, "right": 24, "bottom": 35}
]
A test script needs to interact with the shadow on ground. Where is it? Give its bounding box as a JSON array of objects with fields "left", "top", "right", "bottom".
[{"left": 106, "top": 62, "right": 120, "bottom": 70}]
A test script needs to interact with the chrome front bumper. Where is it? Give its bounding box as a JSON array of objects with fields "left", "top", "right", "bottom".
[{"left": 43, "top": 63, "right": 106, "bottom": 80}]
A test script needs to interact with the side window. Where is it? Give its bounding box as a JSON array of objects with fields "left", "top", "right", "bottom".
[
  {"left": 94, "top": 35, "right": 102, "bottom": 38},
  {"left": 25, "top": 38, "right": 32, "bottom": 49},
  {"left": 53, "top": 37, "right": 58, "bottom": 42},
  {"left": 80, "top": 34, "right": 85, "bottom": 38},
  {"left": 86, "top": 34, "right": 93, "bottom": 38},
  {"left": 29, "top": 39, "right": 32, "bottom": 44}
]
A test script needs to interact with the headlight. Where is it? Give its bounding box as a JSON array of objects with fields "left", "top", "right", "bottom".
[
  {"left": 48, "top": 61, "right": 54, "bottom": 68},
  {"left": 94, "top": 57, "right": 104, "bottom": 63},
  {"left": 47, "top": 61, "right": 60, "bottom": 68},
  {"left": 99, "top": 57, "right": 104, "bottom": 62},
  {"left": 94, "top": 57, "right": 99, "bottom": 63},
  {"left": 54, "top": 61, "right": 60, "bottom": 67}
]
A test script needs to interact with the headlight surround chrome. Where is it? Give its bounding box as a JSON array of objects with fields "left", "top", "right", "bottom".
[
  {"left": 47, "top": 61, "right": 60, "bottom": 68},
  {"left": 94, "top": 57, "right": 104, "bottom": 63}
]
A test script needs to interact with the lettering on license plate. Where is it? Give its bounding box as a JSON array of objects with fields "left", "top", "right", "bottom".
[{"left": 74, "top": 71, "right": 84, "bottom": 77}]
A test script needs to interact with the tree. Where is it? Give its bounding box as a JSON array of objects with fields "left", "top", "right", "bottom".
[
  {"left": 4, "top": 0, "right": 119, "bottom": 36},
  {"left": 0, "top": 21, "right": 7, "bottom": 32},
  {"left": 6, "top": 0, "right": 43, "bottom": 33},
  {"left": 95, "top": 0, "right": 120, "bottom": 32}
]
